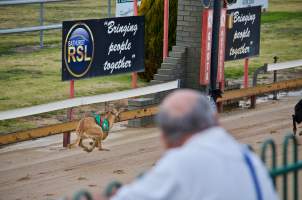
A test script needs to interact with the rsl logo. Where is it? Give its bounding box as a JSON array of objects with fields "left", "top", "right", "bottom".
[{"left": 64, "top": 23, "right": 94, "bottom": 78}]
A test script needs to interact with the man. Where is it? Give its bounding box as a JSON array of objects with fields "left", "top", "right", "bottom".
[{"left": 107, "top": 89, "right": 278, "bottom": 200}]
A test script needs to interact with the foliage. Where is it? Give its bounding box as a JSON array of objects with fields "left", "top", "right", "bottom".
[{"left": 138, "top": 0, "right": 178, "bottom": 81}]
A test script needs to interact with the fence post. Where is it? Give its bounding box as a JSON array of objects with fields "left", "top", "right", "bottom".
[
  {"left": 250, "top": 64, "right": 267, "bottom": 108},
  {"left": 283, "top": 134, "right": 298, "bottom": 200},
  {"left": 273, "top": 56, "right": 279, "bottom": 100},
  {"left": 39, "top": 2, "right": 44, "bottom": 48},
  {"left": 261, "top": 139, "right": 277, "bottom": 186}
]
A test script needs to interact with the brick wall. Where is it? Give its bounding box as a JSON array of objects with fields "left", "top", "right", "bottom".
[{"left": 151, "top": 0, "right": 207, "bottom": 91}]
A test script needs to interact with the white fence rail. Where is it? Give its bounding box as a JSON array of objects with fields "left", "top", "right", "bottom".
[
  {"left": 0, "top": 0, "right": 68, "bottom": 48},
  {"left": 266, "top": 59, "right": 302, "bottom": 72},
  {"left": 0, "top": 80, "right": 180, "bottom": 121},
  {"left": 0, "top": 0, "right": 64, "bottom": 6}
]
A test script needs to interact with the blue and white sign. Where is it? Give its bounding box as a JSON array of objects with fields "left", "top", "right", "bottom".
[
  {"left": 62, "top": 16, "right": 145, "bottom": 81},
  {"left": 116, "top": 0, "right": 142, "bottom": 17},
  {"left": 64, "top": 23, "right": 94, "bottom": 78},
  {"left": 227, "top": 0, "right": 268, "bottom": 10}
]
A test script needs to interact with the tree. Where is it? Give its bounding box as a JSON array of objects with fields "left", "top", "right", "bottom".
[{"left": 138, "top": 0, "right": 178, "bottom": 81}]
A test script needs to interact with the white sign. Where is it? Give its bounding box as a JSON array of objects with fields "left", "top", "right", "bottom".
[
  {"left": 116, "top": 0, "right": 142, "bottom": 17},
  {"left": 227, "top": 0, "right": 268, "bottom": 10}
]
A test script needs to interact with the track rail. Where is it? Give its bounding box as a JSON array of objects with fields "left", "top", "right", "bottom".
[{"left": 0, "top": 78, "right": 301, "bottom": 146}]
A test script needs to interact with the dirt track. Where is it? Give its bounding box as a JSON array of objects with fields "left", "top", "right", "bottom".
[{"left": 0, "top": 95, "right": 302, "bottom": 200}]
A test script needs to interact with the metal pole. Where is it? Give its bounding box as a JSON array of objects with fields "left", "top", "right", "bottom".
[
  {"left": 210, "top": 0, "right": 222, "bottom": 102},
  {"left": 131, "top": 0, "right": 138, "bottom": 88},
  {"left": 273, "top": 56, "right": 278, "bottom": 100},
  {"left": 244, "top": 58, "right": 249, "bottom": 88},
  {"left": 108, "top": 0, "right": 111, "bottom": 17},
  {"left": 163, "top": 0, "right": 169, "bottom": 60},
  {"left": 39, "top": 2, "right": 44, "bottom": 48}
]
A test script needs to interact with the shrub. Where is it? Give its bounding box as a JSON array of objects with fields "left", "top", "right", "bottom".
[{"left": 138, "top": 0, "right": 178, "bottom": 81}]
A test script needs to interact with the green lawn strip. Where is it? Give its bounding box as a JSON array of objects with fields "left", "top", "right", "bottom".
[{"left": 262, "top": 12, "right": 302, "bottom": 24}]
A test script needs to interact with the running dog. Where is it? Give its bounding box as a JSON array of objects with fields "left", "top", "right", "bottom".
[
  {"left": 68, "top": 108, "right": 121, "bottom": 152},
  {"left": 293, "top": 99, "right": 302, "bottom": 136}
]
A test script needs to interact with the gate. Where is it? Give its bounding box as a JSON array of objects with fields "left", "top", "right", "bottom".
[{"left": 261, "top": 134, "right": 302, "bottom": 200}]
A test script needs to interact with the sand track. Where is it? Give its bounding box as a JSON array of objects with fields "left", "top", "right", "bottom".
[{"left": 0, "top": 95, "right": 301, "bottom": 200}]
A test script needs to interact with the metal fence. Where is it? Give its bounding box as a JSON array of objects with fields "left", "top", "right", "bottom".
[
  {"left": 0, "top": 0, "right": 67, "bottom": 48},
  {"left": 0, "top": 0, "right": 114, "bottom": 48},
  {"left": 262, "top": 134, "right": 302, "bottom": 200}
]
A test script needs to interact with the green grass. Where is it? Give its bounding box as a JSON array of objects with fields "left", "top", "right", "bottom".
[
  {"left": 225, "top": 2, "right": 302, "bottom": 79},
  {"left": 261, "top": 11, "right": 302, "bottom": 24},
  {"left": 0, "top": 0, "right": 146, "bottom": 113}
]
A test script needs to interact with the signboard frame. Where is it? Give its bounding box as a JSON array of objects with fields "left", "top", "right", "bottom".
[
  {"left": 225, "top": 6, "right": 261, "bottom": 61},
  {"left": 62, "top": 16, "right": 145, "bottom": 81}
]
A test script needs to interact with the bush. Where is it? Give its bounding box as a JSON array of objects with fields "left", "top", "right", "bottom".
[{"left": 138, "top": 0, "right": 178, "bottom": 81}]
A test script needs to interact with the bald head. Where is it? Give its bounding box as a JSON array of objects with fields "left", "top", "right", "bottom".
[
  {"left": 157, "top": 89, "right": 217, "bottom": 145},
  {"left": 161, "top": 89, "right": 203, "bottom": 118}
]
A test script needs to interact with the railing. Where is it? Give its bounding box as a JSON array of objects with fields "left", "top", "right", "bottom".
[
  {"left": 1, "top": 79, "right": 302, "bottom": 146},
  {"left": 262, "top": 134, "right": 301, "bottom": 200},
  {"left": 0, "top": 0, "right": 115, "bottom": 48},
  {"left": 251, "top": 58, "right": 302, "bottom": 108},
  {"left": 0, "top": 80, "right": 179, "bottom": 145},
  {"left": 0, "top": 0, "right": 67, "bottom": 48},
  {"left": 0, "top": 80, "right": 179, "bottom": 121},
  {"left": 62, "top": 134, "right": 302, "bottom": 200}
]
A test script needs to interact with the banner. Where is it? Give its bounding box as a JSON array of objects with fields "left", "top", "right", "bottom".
[
  {"left": 200, "top": 9, "right": 213, "bottom": 85},
  {"left": 227, "top": 0, "right": 268, "bottom": 10},
  {"left": 217, "top": 8, "right": 226, "bottom": 83},
  {"left": 225, "top": 6, "right": 261, "bottom": 61},
  {"left": 62, "top": 16, "right": 145, "bottom": 81},
  {"left": 116, "top": 0, "right": 142, "bottom": 17}
]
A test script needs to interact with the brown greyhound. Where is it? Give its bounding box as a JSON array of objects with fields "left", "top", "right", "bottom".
[{"left": 68, "top": 108, "right": 121, "bottom": 152}]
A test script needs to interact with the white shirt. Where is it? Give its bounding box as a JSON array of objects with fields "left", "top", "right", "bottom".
[{"left": 112, "top": 127, "right": 278, "bottom": 200}]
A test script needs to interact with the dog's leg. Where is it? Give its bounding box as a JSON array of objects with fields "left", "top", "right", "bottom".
[
  {"left": 68, "top": 135, "right": 81, "bottom": 149},
  {"left": 293, "top": 115, "right": 297, "bottom": 136},
  {"left": 98, "top": 138, "right": 103, "bottom": 151},
  {"left": 98, "top": 138, "right": 110, "bottom": 151}
]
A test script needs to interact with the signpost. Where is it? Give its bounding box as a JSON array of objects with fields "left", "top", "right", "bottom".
[
  {"left": 132, "top": 0, "right": 138, "bottom": 88},
  {"left": 163, "top": 0, "right": 169, "bottom": 59}
]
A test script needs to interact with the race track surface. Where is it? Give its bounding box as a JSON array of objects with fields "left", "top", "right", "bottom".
[{"left": 0, "top": 95, "right": 301, "bottom": 200}]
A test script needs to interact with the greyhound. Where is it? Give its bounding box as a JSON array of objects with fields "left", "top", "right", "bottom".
[
  {"left": 68, "top": 108, "right": 121, "bottom": 152},
  {"left": 293, "top": 99, "right": 302, "bottom": 136}
]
